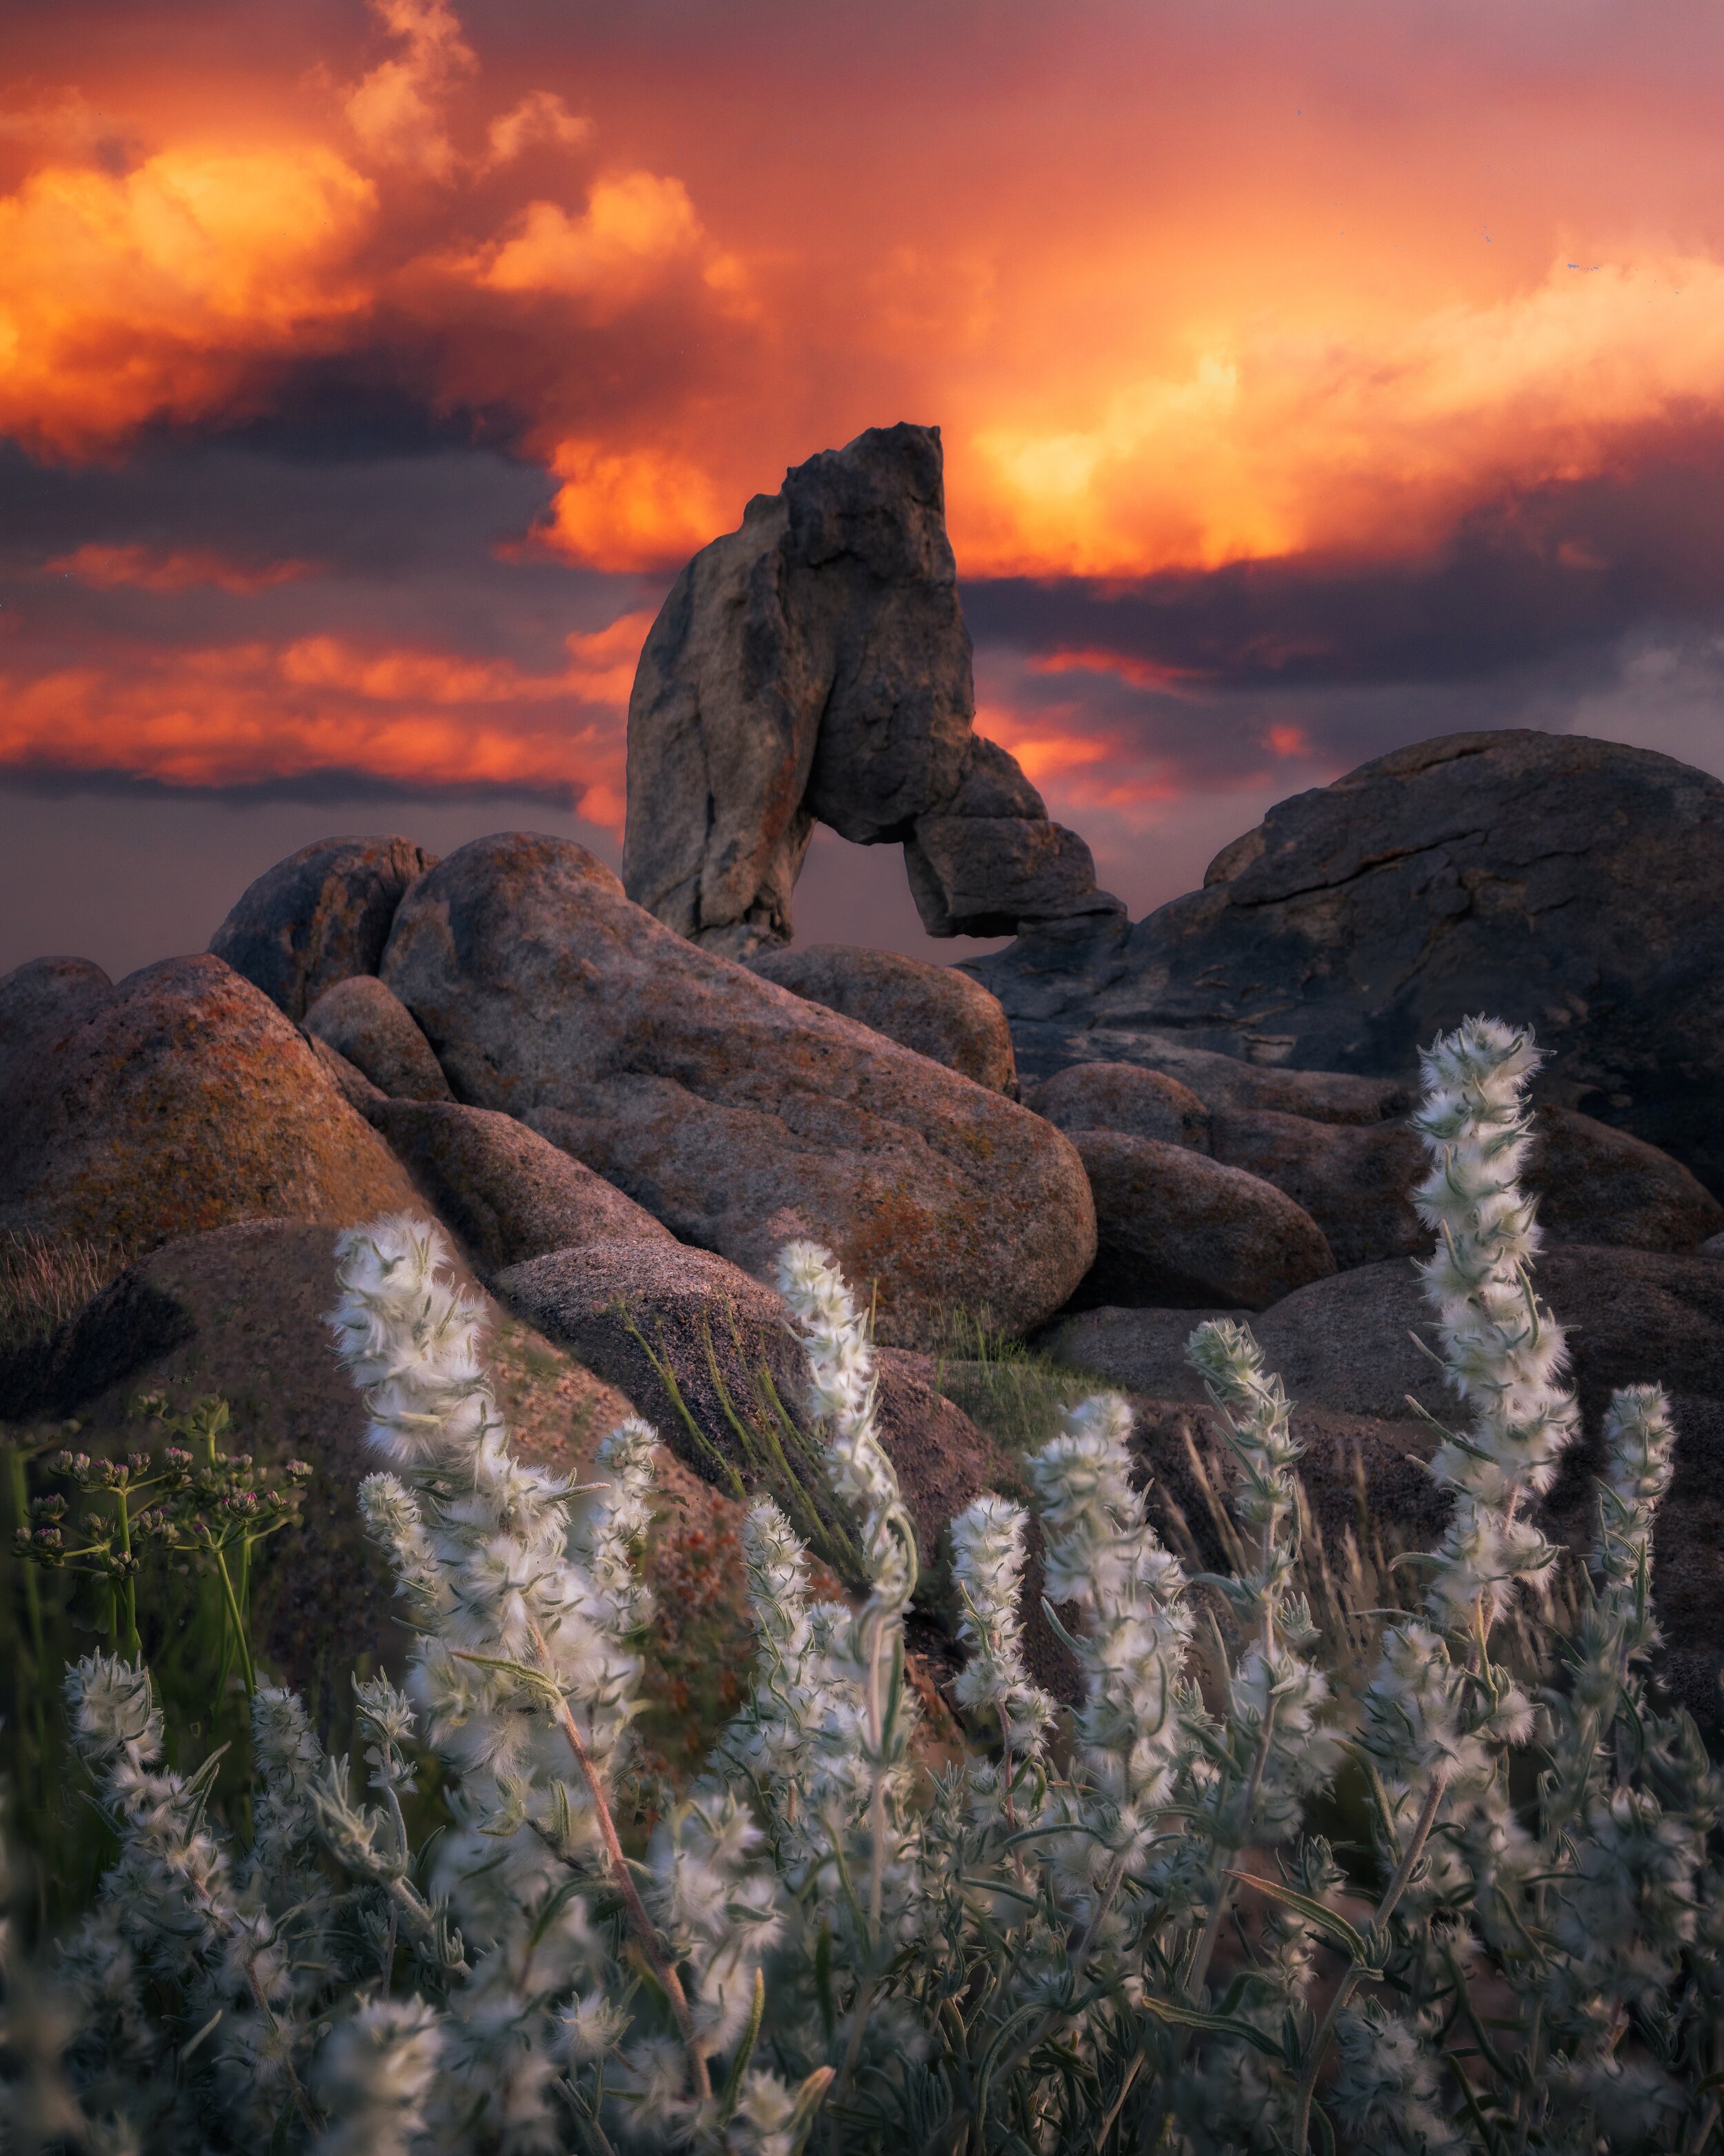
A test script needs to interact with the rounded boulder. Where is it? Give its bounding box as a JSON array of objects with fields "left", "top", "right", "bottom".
[
  {"left": 0, "top": 954, "right": 420, "bottom": 1248},
  {"left": 748, "top": 942, "right": 1019, "bottom": 1095},
  {"left": 209, "top": 833, "right": 434, "bottom": 1021},
  {"left": 1069, "top": 1128, "right": 1336, "bottom": 1310},
  {"left": 381, "top": 834, "right": 1096, "bottom": 1342}
]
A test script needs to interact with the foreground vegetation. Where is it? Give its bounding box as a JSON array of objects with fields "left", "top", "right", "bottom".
[{"left": 1, "top": 1017, "right": 1719, "bottom": 2154}]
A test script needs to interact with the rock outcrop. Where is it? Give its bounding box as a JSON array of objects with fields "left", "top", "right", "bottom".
[
  {"left": 1028, "top": 1062, "right": 1212, "bottom": 1151},
  {"left": 1066, "top": 1130, "right": 1336, "bottom": 1310},
  {"left": 622, "top": 423, "right": 1121, "bottom": 954},
  {"left": 0, "top": 955, "right": 112, "bottom": 1103},
  {"left": 304, "top": 974, "right": 453, "bottom": 1102},
  {"left": 748, "top": 943, "right": 1019, "bottom": 1093},
  {"left": 970, "top": 731, "right": 1724, "bottom": 1197},
  {"left": 381, "top": 832, "right": 1096, "bottom": 1341},
  {"left": 0, "top": 955, "right": 419, "bottom": 1248},
  {"left": 375, "top": 1100, "right": 674, "bottom": 1274},
  {"left": 210, "top": 834, "right": 434, "bottom": 1020}
]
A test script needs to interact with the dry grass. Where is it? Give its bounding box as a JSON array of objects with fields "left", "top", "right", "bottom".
[{"left": 0, "top": 1229, "right": 129, "bottom": 1357}]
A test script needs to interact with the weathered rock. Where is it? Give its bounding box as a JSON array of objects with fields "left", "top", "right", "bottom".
[
  {"left": 1206, "top": 1101, "right": 1723, "bottom": 1274},
  {"left": 1050, "top": 1248, "right": 1724, "bottom": 1719},
  {"left": 748, "top": 943, "right": 1018, "bottom": 1093},
  {"left": 375, "top": 1100, "right": 673, "bottom": 1273},
  {"left": 622, "top": 423, "right": 1120, "bottom": 952},
  {"left": 496, "top": 1238, "right": 813, "bottom": 1486},
  {"left": 1028, "top": 1061, "right": 1211, "bottom": 1151},
  {"left": 0, "top": 954, "right": 419, "bottom": 1248},
  {"left": 0, "top": 955, "right": 112, "bottom": 1104},
  {"left": 971, "top": 732, "right": 1724, "bottom": 1195},
  {"left": 1534, "top": 1106, "right": 1724, "bottom": 1250},
  {"left": 1036, "top": 1304, "right": 1249, "bottom": 1400},
  {"left": 305, "top": 1034, "right": 389, "bottom": 1117},
  {"left": 382, "top": 834, "right": 1096, "bottom": 1341},
  {"left": 210, "top": 834, "right": 434, "bottom": 1020},
  {"left": 1068, "top": 1129, "right": 1336, "bottom": 1310},
  {"left": 303, "top": 973, "right": 452, "bottom": 1102},
  {"left": 1210, "top": 1110, "right": 1427, "bottom": 1271}
]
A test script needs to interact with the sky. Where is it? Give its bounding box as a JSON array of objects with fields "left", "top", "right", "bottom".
[{"left": 4, "top": 0, "right": 1724, "bottom": 977}]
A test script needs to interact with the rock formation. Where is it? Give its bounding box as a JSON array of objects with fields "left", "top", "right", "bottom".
[
  {"left": 748, "top": 942, "right": 1019, "bottom": 1093},
  {"left": 210, "top": 833, "right": 434, "bottom": 1019},
  {"left": 970, "top": 730, "right": 1724, "bottom": 1197},
  {"left": 622, "top": 422, "right": 1121, "bottom": 954},
  {"left": 0, "top": 954, "right": 419, "bottom": 1248},
  {"left": 379, "top": 831, "right": 1096, "bottom": 1341},
  {"left": 303, "top": 973, "right": 453, "bottom": 1102}
]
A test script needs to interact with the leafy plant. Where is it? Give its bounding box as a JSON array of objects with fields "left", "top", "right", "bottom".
[
  {"left": 13, "top": 1393, "right": 311, "bottom": 1688},
  {"left": 2, "top": 1017, "right": 1721, "bottom": 2155}
]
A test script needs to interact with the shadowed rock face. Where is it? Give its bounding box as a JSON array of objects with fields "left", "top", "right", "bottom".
[
  {"left": 0, "top": 955, "right": 419, "bottom": 1248},
  {"left": 622, "top": 422, "right": 1120, "bottom": 954},
  {"left": 303, "top": 974, "right": 452, "bottom": 1103},
  {"left": 968, "top": 730, "right": 1724, "bottom": 1195},
  {"left": 1067, "top": 1130, "right": 1336, "bottom": 1310},
  {"left": 380, "top": 832, "right": 1096, "bottom": 1343},
  {"left": 210, "top": 833, "right": 435, "bottom": 1020}
]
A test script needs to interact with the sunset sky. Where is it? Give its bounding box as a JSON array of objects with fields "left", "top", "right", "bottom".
[{"left": 4, "top": 0, "right": 1724, "bottom": 975}]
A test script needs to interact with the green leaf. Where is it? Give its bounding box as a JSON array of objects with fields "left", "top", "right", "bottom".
[
  {"left": 1136, "top": 1994, "right": 1285, "bottom": 2060},
  {"left": 1224, "top": 1871, "right": 1378, "bottom": 1969},
  {"left": 717, "top": 1966, "right": 766, "bottom": 2120}
]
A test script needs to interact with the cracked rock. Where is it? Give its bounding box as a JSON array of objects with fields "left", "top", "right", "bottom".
[{"left": 969, "top": 730, "right": 1724, "bottom": 1197}]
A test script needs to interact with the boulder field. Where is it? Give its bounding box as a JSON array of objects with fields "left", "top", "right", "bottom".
[{"left": 10, "top": 420, "right": 1724, "bottom": 1715}]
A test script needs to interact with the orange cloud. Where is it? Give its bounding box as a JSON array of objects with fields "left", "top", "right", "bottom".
[
  {"left": 953, "top": 255, "right": 1724, "bottom": 578},
  {"left": 1033, "top": 648, "right": 1206, "bottom": 696},
  {"left": 342, "top": 0, "right": 474, "bottom": 181},
  {"left": 0, "top": 143, "right": 376, "bottom": 453},
  {"left": 483, "top": 92, "right": 589, "bottom": 168},
  {"left": 471, "top": 172, "right": 704, "bottom": 310},
  {"left": 0, "top": 617, "right": 646, "bottom": 825},
  {"left": 531, "top": 441, "right": 725, "bottom": 572},
  {"left": 44, "top": 545, "right": 318, "bottom": 593}
]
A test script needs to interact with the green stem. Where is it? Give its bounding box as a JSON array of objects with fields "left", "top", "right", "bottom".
[
  {"left": 211, "top": 1544, "right": 257, "bottom": 1696},
  {"left": 6, "top": 1446, "right": 45, "bottom": 1664},
  {"left": 112, "top": 1487, "right": 141, "bottom": 1662},
  {"left": 1291, "top": 1770, "right": 1447, "bottom": 2150}
]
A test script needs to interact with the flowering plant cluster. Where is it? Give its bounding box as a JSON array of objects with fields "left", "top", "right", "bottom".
[
  {"left": 12, "top": 1391, "right": 310, "bottom": 1683},
  {"left": 2, "top": 1017, "right": 1721, "bottom": 2154}
]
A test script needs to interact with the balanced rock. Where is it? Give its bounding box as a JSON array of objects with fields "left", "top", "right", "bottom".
[
  {"left": 375, "top": 1100, "right": 673, "bottom": 1274},
  {"left": 748, "top": 943, "right": 1018, "bottom": 1093},
  {"left": 622, "top": 423, "right": 1119, "bottom": 953},
  {"left": 381, "top": 834, "right": 1095, "bottom": 1342},
  {"left": 210, "top": 834, "right": 434, "bottom": 1020},
  {"left": 1029, "top": 1061, "right": 1211, "bottom": 1151},
  {"left": 0, "top": 955, "right": 112, "bottom": 1104},
  {"left": 972, "top": 732, "right": 1724, "bottom": 1195},
  {"left": 1068, "top": 1129, "right": 1335, "bottom": 1310},
  {"left": 0, "top": 955, "right": 419, "bottom": 1249},
  {"left": 304, "top": 974, "right": 452, "bottom": 1102}
]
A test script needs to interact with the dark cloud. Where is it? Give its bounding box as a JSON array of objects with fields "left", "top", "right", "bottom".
[{"left": 964, "top": 421, "right": 1724, "bottom": 693}]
